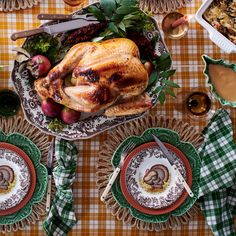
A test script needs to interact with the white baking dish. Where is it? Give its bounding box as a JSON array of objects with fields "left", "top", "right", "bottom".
[{"left": 195, "top": 0, "right": 236, "bottom": 54}]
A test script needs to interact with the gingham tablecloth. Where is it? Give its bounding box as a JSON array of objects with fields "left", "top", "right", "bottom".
[{"left": 0, "top": 0, "right": 236, "bottom": 235}]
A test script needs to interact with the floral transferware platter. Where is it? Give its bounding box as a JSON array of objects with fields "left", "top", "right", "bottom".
[
  {"left": 0, "top": 142, "right": 36, "bottom": 216},
  {"left": 11, "top": 3, "right": 170, "bottom": 140},
  {"left": 0, "top": 131, "right": 47, "bottom": 225},
  {"left": 111, "top": 128, "right": 200, "bottom": 223},
  {"left": 120, "top": 141, "right": 192, "bottom": 215}
]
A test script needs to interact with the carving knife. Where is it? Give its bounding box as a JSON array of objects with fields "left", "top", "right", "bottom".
[
  {"left": 37, "top": 13, "right": 97, "bottom": 21},
  {"left": 11, "top": 18, "right": 99, "bottom": 41},
  {"left": 152, "top": 134, "right": 194, "bottom": 197},
  {"left": 46, "top": 138, "right": 54, "bottom": 214}
]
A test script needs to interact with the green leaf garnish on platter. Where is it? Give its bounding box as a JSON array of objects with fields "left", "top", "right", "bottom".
[
  {"left": 148, "top": 70, "right": 158, "bottom": 86},
  {"left": 164, "top": 87, "right": 177, "bottom": 98},
  {"left": 158, "top": 91, "right": 166, "bottom": 105},
  {"left": 159, "top": 69, "right": 176, "bottom": 79},
  {"left": 87, "top": 5, "right": 106, "bottom": 21},
  {"left": 88, "top": 0, "right": 155, "bottom": 40},
  {"left": 147, "top": 52, "right": 179, "bottom": 105},
  {"left": 48, "top": 118, "right": 65, "bottom": 132},
  {"left": 162, "top": 79, "right": 180, "bottom": 88},
  {"left": 101, "top": 0, "right": 116, "bottom": 17}
]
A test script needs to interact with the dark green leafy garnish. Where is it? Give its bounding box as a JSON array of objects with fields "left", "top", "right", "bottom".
[
  {"left": 88, "top": 0, "right": 155, "bottom": 40},
  {"left": 25, "top": 33, "right": 61, "bottom": 64},
  {"left": 48, "top": 118, "right": 65, "bottom": 132},
  {"left": 148, "top": 52, "right": 179, "bottom": 105}
]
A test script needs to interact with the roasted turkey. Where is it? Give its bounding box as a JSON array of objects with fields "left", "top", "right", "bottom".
[{"left": 34, "top": 38, "right": 152, "bottom": 117}]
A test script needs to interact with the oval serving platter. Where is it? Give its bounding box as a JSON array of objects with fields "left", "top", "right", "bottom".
[
  {"left": 120, "top": 141, "right": 192, "bottom": 215},
  {"left": 11, "top": 3, "right": 169, "bottom": 140},
  {"left": 0, "top": 142, "right": 36, "bottom": 216}
]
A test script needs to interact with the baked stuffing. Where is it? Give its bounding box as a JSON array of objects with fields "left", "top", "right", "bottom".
[{"left": 204, "top": 0, "right": 236, "bottom": 44}]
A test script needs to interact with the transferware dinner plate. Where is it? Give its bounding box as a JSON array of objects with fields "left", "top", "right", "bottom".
[
  {"left": 0, "top": 131, "right": 47, "bottom": 226},
  {"left": 11, "top": 3, "right": 169, "bottom": 140},
  {"left": 111, "top": 128, "right": 200, "bottom": 223},
  {"left": 0, "top": 142, "right": 36, "bottom": 216},
  {"left": 120, "top": 142, "right": 192, "bottom": 215}
]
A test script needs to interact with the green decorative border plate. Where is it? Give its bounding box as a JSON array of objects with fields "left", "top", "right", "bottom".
[
  {"left": 202, "top": 54, "right": 236, "bottom": 107},
  {"left": 111, "top": 128, "right": 200, "bottom": 223},
  {"left": 0, "top": 131, "right": 48, "bottom": 225}
]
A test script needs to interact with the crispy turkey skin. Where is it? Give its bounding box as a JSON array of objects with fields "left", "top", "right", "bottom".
[{"left": 34, "top": 38, "right": 152, "bottom": 116}]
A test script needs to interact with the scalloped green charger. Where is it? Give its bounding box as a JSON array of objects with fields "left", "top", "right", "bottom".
[
  {"left": 202, "top": 55, "right": 236, "bottom": 108},
  {"left": 111, "top": 128, "right": 200, "bottom": 223},
  {"left": 0, "top": 131, "right": 48, "bottom": 225}
]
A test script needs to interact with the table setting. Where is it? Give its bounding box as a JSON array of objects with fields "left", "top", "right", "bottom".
[{"left": 0, "top": 0, "right": 236, "bottom": 235}]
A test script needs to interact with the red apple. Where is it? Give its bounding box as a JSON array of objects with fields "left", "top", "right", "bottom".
[
  {"left": 31, "top": 55, "right": 51, "bottom": 77},
  {"left": 41, "top": 98, "right": 62, "bottom": 118},
  {"left": 60, "top": 107, "right": 81, "bottom": 124}
]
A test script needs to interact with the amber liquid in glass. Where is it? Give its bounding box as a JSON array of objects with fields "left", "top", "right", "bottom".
[{"left": 186, "top": 92, "right": 211, "bottom": 116}]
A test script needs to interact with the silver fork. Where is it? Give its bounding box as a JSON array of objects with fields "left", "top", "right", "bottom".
[{"left": 100, "top": 141, "right": 136, "bottom": 202}]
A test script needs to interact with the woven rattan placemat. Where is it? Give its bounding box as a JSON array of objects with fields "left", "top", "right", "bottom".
[
  {"left": 0, "top": 0, "right": 40, "bottom": 12},
  {"left": 0, "top": 116, "right": 55, "bottom": 233},
  {"left": 139, "top": 0, "right": 192, "bottom": 14},
  {"left": 96, "top": 114, "right": 203, "bottom": 232}
]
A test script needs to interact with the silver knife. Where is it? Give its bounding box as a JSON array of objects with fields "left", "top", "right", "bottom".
[
  {"left": 46, "top": 138, "right": 54, "bottom": 214},
  {"left": 152, "top": 134, "right": 194, "bottom": 197},
  {"left": 11, "top": 18, "right": 99, "bottom": 41}
]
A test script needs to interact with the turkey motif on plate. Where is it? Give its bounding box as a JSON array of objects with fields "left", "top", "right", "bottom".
[
  {"left": 120, "top": 142, "right": 192, "bottom": 215},
  {"left": 0, "top": 142, "right": 36, "bottom": 216}
]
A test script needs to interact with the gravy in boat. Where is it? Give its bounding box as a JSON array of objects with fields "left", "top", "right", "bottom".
[{"left": 209, "top": 64, "right": 236, "bottom": 102}]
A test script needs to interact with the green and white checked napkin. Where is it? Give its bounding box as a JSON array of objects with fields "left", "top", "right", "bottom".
[
  {"left": 43, "top": 138, "right": 78, "bottom": 236},
  {"left": 198, "top": 109, "right": 236, "bottom": 236}
]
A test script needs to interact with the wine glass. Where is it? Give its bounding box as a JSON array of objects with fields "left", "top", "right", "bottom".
[{"left": 175, "top": 87, "right": 220, "bottom": 121}]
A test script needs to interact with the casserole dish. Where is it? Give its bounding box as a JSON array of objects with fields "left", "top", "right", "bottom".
[{"left": 195, "top": 0, "right": 236, "bottom": 54}]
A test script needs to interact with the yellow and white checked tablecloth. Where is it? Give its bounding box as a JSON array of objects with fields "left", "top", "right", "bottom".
[{"left": 0, "top": 0, "right": 236, "bottom": 235}]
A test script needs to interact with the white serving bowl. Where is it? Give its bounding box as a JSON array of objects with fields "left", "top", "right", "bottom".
[{"left": 195, "top": 0, "right": 236, "bottom": 54}]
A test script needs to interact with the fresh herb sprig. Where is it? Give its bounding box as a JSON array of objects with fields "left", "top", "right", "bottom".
[
  {"left": 149, "top": 53, "right": 180, "bottom": 105},
  {"left": 88, "top": 0, "right": 155, "bottom": 41},
  {"left": 48, "top": 118, "right": 65, "bottom": 132},
  {"left": 25, "top": 33, "right": 65, "bottom": 65}
]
